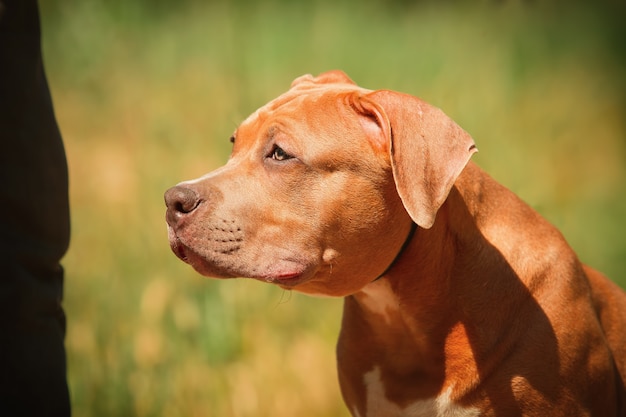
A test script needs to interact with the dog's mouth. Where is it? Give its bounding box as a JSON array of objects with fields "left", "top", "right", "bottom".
[
  {"left": 170, "top": 237, "right": 190, "bottom": 263},
  {"left": 167, "top": 227, "right": 191, "bottom": 263},
  {"left": 168, "top": 229, "right": 317, "bottom": 287}
]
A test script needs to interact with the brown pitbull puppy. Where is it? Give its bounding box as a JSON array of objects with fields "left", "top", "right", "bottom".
[{"left": 165, "top": 71, "right": 626, "bottom": 416}]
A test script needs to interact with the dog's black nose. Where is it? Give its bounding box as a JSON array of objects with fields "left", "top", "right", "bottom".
[{"left": 165, "top": 185, "right": 201, "bottom": 225}]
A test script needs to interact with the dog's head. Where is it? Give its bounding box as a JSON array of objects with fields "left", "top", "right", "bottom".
[{"left": 165, "top": 70, "right": 476, "bottom": 296}]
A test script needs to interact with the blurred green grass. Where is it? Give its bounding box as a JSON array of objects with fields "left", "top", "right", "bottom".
[{"left": 40, "top": 1, "right": 625, "bottom": 416}]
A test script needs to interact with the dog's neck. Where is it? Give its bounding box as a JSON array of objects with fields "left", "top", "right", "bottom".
[
  {"left": 340, "top": 164, "right": 547, "bottom": 403},
  {"left": 348, "top": 195, "right": 462, "bottom": 348},
  {"left": 372, "top": 221, "right": 418, "bottom": 282}
]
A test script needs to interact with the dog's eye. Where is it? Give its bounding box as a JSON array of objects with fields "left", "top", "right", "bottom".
[{"left": 270, "top": 146, "right": 293, "bottom": 161}]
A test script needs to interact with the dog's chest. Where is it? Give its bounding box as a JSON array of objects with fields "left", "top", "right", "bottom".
[
  {"left": 350, "top": 283, "right": 480, "bottom": 417},
  {"left": 354, "top": 367, "right": 480, "bottom": 417}
]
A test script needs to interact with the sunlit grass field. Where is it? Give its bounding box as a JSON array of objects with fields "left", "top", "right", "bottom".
[{"left": 40, "top": 1, "right": 625, "bottom": 416}]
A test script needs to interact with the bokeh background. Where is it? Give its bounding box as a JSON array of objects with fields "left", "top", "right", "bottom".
[{"left": 40, "top": 0, "right": 625, "bottom": 416}]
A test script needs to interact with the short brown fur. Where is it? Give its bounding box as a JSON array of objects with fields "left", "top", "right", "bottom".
[{"left": 165, "top": 71, "right": 626, "bottom": 416}]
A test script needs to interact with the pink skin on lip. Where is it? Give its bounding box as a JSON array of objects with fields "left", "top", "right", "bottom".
[
  {"left": 261, "top": 258, "right": 313, "bottom": 284},
  {"left": 264, "top": 265, "right": 304, "bottom": 281}
]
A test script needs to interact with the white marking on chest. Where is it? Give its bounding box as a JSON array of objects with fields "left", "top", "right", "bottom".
[{"left": 355, "top": 367, "right": 480, "bottom": 417}]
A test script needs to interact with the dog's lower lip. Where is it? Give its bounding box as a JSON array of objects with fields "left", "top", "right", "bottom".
[
  {"left": 263, "top": 272, "right": 301, "bottom": 284},
  {"left": 272, "top": 271, "right": 316, "bottom": 288},
  {"left": 276, "top": 272, "right": 301, "bottom": 279}
]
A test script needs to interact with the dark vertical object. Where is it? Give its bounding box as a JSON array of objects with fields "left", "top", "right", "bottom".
[{"left": 0, "top": 0, "right": 71, "bottom": 415}]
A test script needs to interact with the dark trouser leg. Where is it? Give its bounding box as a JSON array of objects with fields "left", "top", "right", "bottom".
[{"left": 0, "top": 0, "right": 71, "bottom": 416}]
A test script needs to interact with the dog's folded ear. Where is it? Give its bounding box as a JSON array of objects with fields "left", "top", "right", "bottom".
[
  {"left": 353, "top": 90, "right": 477, "bottom": 229},
  {"left": 291, "top": 70, "right": 356, "bottom": 89}
]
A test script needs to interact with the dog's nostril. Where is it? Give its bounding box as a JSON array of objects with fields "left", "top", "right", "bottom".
[{"left": 164, "top": 185, "right": 201, "bottom": 214}]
